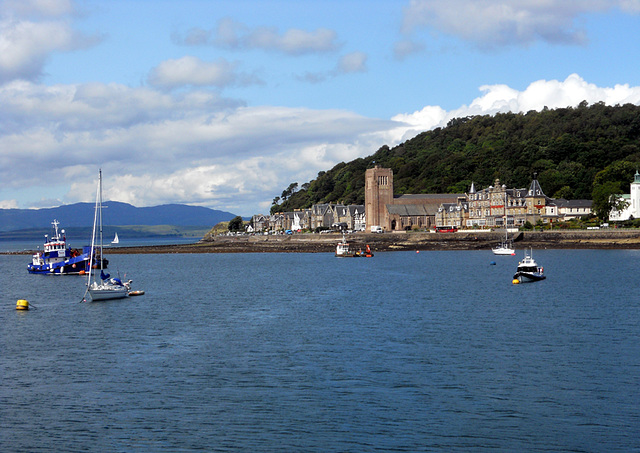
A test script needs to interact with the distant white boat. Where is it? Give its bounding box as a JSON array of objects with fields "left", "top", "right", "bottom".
[
  {"left": 493, "top": 238, "right": 515, "bottom": 255},
  {"left": 111, "top": 232, "right": 119, "bottom": 244}
]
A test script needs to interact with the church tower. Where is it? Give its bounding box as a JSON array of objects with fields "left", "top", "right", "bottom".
[{"left": 365, "top": 166, "right": 393, "bottom": 232}]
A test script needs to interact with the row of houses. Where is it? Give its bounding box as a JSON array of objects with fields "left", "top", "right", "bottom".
[
  {"left": 436, "top": 178, "right": 593, "bottom": 228},
  {"left": 252, "top": 167, "right": 594, "bottom": 233},
  {"left": 250, "top": 203, "right": 366, "bottom": 232}
]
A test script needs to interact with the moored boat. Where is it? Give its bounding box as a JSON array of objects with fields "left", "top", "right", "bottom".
[
  {"left": 513, "top": 248, "right": 546, "bottom": 282},
  {"left": 493, "top": 240, "right": 515, "bottom": 255},
  {"left": 83, "top": 170, "right": 132, "bottom": 301},
  {"left": 27, "top": 219, "right": 107, "bottom": 275},
  {"left": 335, "top": 233, "right": 373, "bottom": 257},
  {"left": 493, "top": 192, "right": 515, "bottom": 256}
]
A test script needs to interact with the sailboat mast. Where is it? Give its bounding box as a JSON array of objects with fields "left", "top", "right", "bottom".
[
  {"left": 98, "top": 169, "right": 104, "bottom": 273},
  {"left": 504, "top": 190, "right": 508, "bottom": 240},
  {"left": 86, "top": 171, "right": 100, "bottom": 288}
]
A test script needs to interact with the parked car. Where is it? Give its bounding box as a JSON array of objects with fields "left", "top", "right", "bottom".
[{"left": 371, "top": 226, "right": 383, "bottom": 233}]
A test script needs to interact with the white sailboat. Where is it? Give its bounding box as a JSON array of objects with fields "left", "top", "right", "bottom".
[
  {"left": 493, "top": 227, "right": 515, "bottom": 255},
  {"left": 84, "top": 170, "right": 131, "bottom": 301},
  {"left": 111, "top": 232, "right": 119, "bottom": 244},
  {"left": 493, "top": 191, "right": 515, "bottom": 255}
]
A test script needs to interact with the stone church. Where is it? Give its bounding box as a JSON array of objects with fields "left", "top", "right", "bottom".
[{"left": 364, "top": 166, "right": 464, "bottom": 232}]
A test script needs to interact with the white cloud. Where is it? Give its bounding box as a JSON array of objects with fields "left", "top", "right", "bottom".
[
  {"left": 389, "top": 74, "right": 640, "bottom": 142},
  {"left": 0, "top": 0, "right": 75, "bottom": 18},
  {"left": 2, "top": 75, "right": 640, "bottom": 215},
  {"left": 394, "top": 39, "right": 425, "bottom": 60},
  {"left": 300, "top": 51, "right": 368, "bottom": 83},
  {"left": 0, "top": 199, "right": 19, "bottom": 209},
  {"left": 0, "top": 2, "right": 101, "bottom": 83},
  {"left": 174, "top": 17, "right": 340, "bottom": 55},
  {"left": 147, "top": 56, "right": 260, "bottom": 90},
  {"left": 336, "top": 51, "right": 367, "bottom": 74},
  {"left": 0, "top": 80, "right": 396, "bottom": 214},
  {"left": 620, "top": 0, "right": 640, "bottom": 13},
  {"left": 401, "top": 0, "right": 638, "bottom": 48}
]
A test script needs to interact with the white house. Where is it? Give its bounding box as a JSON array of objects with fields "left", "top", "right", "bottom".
[
  {"left": 610, "top": 171, "right": 640, "bottom": 221},
  {"left": 553, "top": 199, "right": 593, "bottom": 220}
]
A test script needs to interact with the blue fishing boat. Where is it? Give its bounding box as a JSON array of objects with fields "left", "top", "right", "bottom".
[{"left": 27, "top": 219, "right": 108, "bottom": 275}]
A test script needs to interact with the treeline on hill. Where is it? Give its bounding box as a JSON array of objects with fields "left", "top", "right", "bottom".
[{"left": 271, "top": 101, "right": 640, "bottom": 219}]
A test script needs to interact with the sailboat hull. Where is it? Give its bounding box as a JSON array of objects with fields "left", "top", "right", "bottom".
[{"left": 88, "top": 284, "right": 129, "bottom": 301}]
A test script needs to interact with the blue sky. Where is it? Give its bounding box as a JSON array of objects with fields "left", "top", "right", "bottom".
[{"left": 2, "top": 0, "right": 640, "bottom": 216}]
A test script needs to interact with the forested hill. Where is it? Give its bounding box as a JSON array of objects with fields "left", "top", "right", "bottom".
[{"left": 272, "top": 102, "right": 640, "bottom": 215}]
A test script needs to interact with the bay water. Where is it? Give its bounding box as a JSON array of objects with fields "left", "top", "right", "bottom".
[{"left": 1, "top": 249, "right": 638, "bottom": 452}]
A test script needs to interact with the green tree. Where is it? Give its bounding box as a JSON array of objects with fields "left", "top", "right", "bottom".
[
  {"left": 552, "top": 186, "right": 573, "bottom": 199},
  {"left": 591, "top": 181, "right": 627, "bottom": 221},
  {"left": 228, "top": 216, "right": 244, "bottom": 232},
  {"left": 281, "top": 182, "right": 299, "bottom": 201}
]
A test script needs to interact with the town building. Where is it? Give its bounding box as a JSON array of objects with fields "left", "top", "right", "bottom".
[
  {"left": 462, "top": 178, "right": 549, "bottom": 228},
  {"left": 551, "top": 199, "right": 593, "bottom": 221},
  {"left": 258, "top": 166, "right": 593, "bottom": 233},
  {"left": 609, "top": 171, "right": 640, "bottom": 221},
  {"left": 365, "top": 166, "right": 463, "bottom": 232},
  {"left": 254, "top": 203, "right": 365, "bottom": 233},
  {"left": 365, "top": 166, "right": 592, "bottom": 230}
]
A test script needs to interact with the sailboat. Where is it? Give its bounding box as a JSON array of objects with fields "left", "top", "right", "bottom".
[
  {"left": 111, "top": 232, "right": 119, "bottom": 244},
  {"left": 493, "top": 227, "right": 515, "bottom": 255},
  {"left": 84, "top": 170, "right": 131, "bottom": 301},
  {"left": 493, "top": 191, "right": 515, "bottom": 255}
]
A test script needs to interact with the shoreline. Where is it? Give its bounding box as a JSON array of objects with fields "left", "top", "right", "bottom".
[{"left": 5, "top": 229, "right": 640, "bottom": 254}]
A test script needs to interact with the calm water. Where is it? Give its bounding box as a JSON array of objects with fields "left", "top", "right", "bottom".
[
  {"left": 0, "top": 236, "right": 200, "bottom": 253},
  {"left": 1, "top": 250, "right": 638, "bottom": 452}
]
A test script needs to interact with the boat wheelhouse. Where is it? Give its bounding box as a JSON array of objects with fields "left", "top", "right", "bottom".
[
  {"left": 513, "top": 248, "right": 546, "bottom": 282},
  {"left": 27, "top": 220, "right": 107, "bottom": 275}
]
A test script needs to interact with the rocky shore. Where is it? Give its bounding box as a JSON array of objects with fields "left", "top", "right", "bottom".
[{"left": 99, "top": 229, "right": 640, "bottom": 254}]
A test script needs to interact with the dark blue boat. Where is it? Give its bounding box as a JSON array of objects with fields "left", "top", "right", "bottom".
[{"left": 27, "top": 220, "right": 107, "bottom": 275}]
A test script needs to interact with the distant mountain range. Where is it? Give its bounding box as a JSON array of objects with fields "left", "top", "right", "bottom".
[{"left": 0, "top": 201, "right": 237, "bottom": 233}]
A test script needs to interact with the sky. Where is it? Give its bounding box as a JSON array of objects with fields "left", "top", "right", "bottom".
[{"left": 2, "top": 0, "right": 640, "bottom": 216}]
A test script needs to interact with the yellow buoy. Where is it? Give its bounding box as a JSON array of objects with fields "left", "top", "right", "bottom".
[
  {"left": 16, "top": 299, "right": 29, "bottom": 310},
  {"left": 512, "top": 279, "right": 520, "bottom": 285}
]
